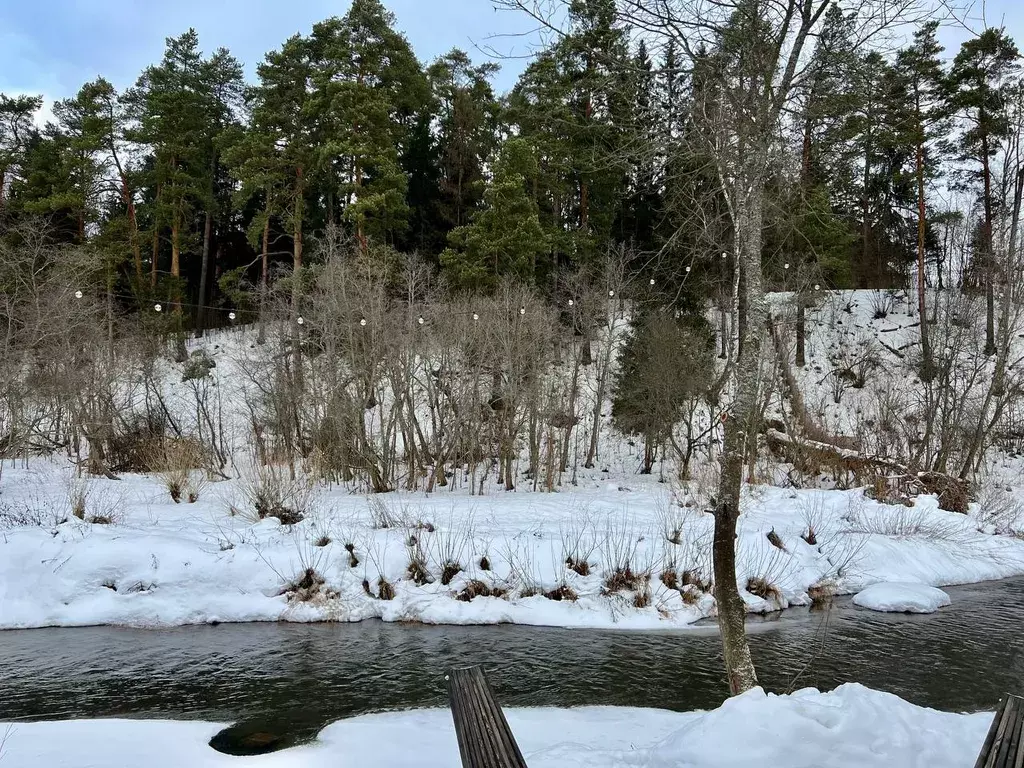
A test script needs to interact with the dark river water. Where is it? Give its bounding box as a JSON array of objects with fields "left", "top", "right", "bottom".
[{"left": 1, "top": 579, "right": 1021, "bottom": 736}]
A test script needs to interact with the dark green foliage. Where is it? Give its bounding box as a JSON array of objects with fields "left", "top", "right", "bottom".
[{"left": 612, "top": 313, "right": 714, "bottom": 474}]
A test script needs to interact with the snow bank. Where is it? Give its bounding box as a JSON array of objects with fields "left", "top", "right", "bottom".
[
  {"left": 853, "top": 582, "right": 951, "bottom": 613},
  {"left": 0, "top": 685, "right": 992, "bottom": 768},
  {"left": 1, "top": 463, "right": 1023, "bottom": 630}
]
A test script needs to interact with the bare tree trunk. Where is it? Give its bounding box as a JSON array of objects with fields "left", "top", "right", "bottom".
[
  {"left": 196, "top": 207, "right": 213, "bottom": 338},
  {"left": 714, "top": 179, "right": 764, "bottom": 696},
  {"left": 982, "top": 125, "right": 997, "bottom": 356},
  {"left": 914, "top": 89, "right": 933, "bottom": 381}
]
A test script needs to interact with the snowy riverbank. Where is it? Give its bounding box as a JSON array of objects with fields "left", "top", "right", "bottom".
[
  {"left": 0, "top": 684, "right": 994, "bottom": 767},
  {"left": 2, "top": 460, "right": 1023, "bottom": 630}
]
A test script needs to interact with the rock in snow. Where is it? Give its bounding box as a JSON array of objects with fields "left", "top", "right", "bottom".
[{"left": 853, "top": 582, "right": 951, "bottom": 613}]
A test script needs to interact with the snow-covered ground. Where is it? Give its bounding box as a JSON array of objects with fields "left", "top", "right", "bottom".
[
  {"left": 0, "top": 684, "right": 993, "bottom": 767},
  {"left": 1, "top": 459, "right": 1023, "bottom": 630},
  {"left": 2, "top": 290, "right": 1024, "bottom": 631}
]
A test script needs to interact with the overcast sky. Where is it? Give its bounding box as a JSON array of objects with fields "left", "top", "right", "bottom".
[{"left": 1, "top": 0, "right": 1021, "bottom": 120}]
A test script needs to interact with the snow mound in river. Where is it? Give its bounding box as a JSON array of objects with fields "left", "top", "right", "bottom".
[{"left": 853, "top": 582, "right": 951, "bottom": 613}]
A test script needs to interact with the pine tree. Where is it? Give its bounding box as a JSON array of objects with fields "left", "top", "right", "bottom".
[
  {"left": 440, "top": 137, "right": 548, "bottom": 291},
  {"left": 224, "top": 33, "right": 316, "bottom": 331},
  {"left": 130, "top": 30, "right": 213, "bottom": 305},
  {"left": 0, "top": 94, "right": 43, "bottom": 212},
  {"left": 948, "top": 28, "right": 1021, "bottom": 356},
  {"left": 428, "top": 49, "right": 500, "bottom": 232},
  {"left": 895, "top": 21, "right": 947, "bottom": 379},
  {"left": 308, "top": 0, "right": 428, "bottom": 247}
]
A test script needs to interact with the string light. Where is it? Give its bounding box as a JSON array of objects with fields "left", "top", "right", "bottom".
[
  {"left": 722, "top": 252, "right": 728, "bottom": 260},
  {"left": 608, "top": 290, "right": 615, "bottom": 297},
  {"left": 154, "top": 303, "right": 162, "bottom": 313},
  {"left": 814, "top": 284, "right": 821, "bottom": 291},
  {"left": 75, "top": 290, "right": 83, "bottom": 299},
  {"left": 685, "top": 266, "right": 691, "bottom": 273},
  {"left": 784, "top": 262, "right": 790, "bottom": 270},
  {"left": 418, "top": 316, "right": 425, "bottom": 325},
  {"left": 228, "top": 312, "right": 236, "bottom": 321},
  {"left": 297, "top": 316, "right": 304, "bottom": 325},
  {"left": 568, "top": 299, "right": 574, "bottom": 307},
  {"left": 649, "top": 278, "right": 655, "bottom": 286},
  {"left": 360, "top": 318, "right": 367, "bottom": 326},
  {"left": 519, "top": 306, "right": 526, "bottom": 315},
  {"left": 472, "top": 313, "right": 479, "bottom": 321}
]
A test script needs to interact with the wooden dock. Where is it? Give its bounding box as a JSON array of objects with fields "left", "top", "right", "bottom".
[
  {"left": 446, "top": 666, "right": 528, "bottom": 768},
  {"left": 975, "top": 694, "right": 1024, "bottom": 768}
]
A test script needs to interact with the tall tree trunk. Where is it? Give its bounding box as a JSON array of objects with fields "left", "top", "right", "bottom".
[
  {"left": 257, "top": 206, "right": 270, "bottom": 345},
  {"left": 150, "top": 183, "right": 162, "bottom": 290},
  {"left": 291, "top": 167, "right": 305, "bottom": 394},
  {"left": 714, "top": 176, "right": 764, "bottom": 696},
  {"left": 170, "top": 205, "right": 187, "bottom": 362},
  {"left": 915, "top": 88, "right": 934, "bottom": 381},
  {"left": 196, "top": 208, "right": 213, "bottom": 338},
  {"left": 982, "top": 123, "right": 996, "bottom": 356}
]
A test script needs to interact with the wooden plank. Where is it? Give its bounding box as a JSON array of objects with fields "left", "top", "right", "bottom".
[
  {"left": 446, "top": 666, "right": 528, "bottom": 768},
  {"left": 977, "top": 695, "right": 1024, "bottom": 768}
]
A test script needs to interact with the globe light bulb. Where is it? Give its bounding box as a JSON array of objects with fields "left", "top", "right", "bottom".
[
  {"left": 154, "top": 303, "right": 162, "bottom": 313},
  {"left": 228, "top": 312, "right": 236, "bottom": 321},
  {"left": 75, "top": 290, "right": 83, "bottom": 299}
]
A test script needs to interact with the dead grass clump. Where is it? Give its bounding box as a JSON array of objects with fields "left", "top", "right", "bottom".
[
  {"left": 149, "top": 439, "right": 209, "bottom": 504},
  {"left": 633, "top": 588, "right": 652, "bottom": 608},
  {"left": 344, "top": 542, "right": 360, "bottom": 568},
  {"left": 746, "top": 576, "right": 783, "bottom": 604},
  {"left": 544, "top": 584, "right": 578, "bottom": 602},
  {"left": 659, "top": 570, "right": 679, "bottom": 591},
  {"left": 479, "top": 556, "right": 491, "bottom": 571},
  {"left": 237, "top": 465, "right": 312, "bottom": 525},
  {"left": 362, "top": 577, "right": 396, "bottom": 601},
  {"left": 807, "top": 581, "right": 836, "bottom": 609},
  {"left": 456, "top": 580, "right": 507, "bottom": 602},
  {"left": 440, "top": 561, "right": 463, "bottom": 586},
  {"left": 561, "top": 513, "right": 597, "bottom": 578},
  {"left": 766, "top": 528, "right": 786, "bottom": 551},
  {"left": 314, "top": 534, "right": 331, "bottom": 547},
  {"left": 681, "top": 569, "right": 710, "bottom": 592},
  {"left": 284, "top": 568, "right": 328, "bottom": 602},
  {"left": 680, "top": 586, "right": 701, "bottom": 605}
]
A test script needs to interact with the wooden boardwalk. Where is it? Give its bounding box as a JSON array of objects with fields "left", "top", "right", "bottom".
[
  {"left": 446, "top": 666, "right": 528, "bottom": 768},
  {"left": 976, "top": 694, "right": 1024, "bottom": 768}
]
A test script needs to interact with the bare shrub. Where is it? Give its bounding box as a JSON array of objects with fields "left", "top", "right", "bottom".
[
  {"left": 975, "top": 477, "right": 1024, "bottom": 536},
  {"left": 561, "top": 511, "right": 597, "bottom": 576},
  {"left": 149, "top": 438, "right": 209, "bottom": 503},
  {"left": 432, "top": 511, "right": 474, "bottom": 586},
  {"left": 500, "top": 539, "right": 542, "bottom": 597},
  {"left": 600, "top": 513, "right": 653, "bottom": 604},
  {"left": 236, "top": 464, "right": 315, "bottom": 525},
  {"left": 367, "top": 496, "right": 407, "bottom": 529}
]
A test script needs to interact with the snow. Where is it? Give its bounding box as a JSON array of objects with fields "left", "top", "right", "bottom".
[
  {"left": 0, "top": 684, "right": 993, "bottom": 768},
  {"left": 3, "top": 299, "right": 1024, "bottom": 632},
  {"left": 852, "top": 582, "right": 951, "bottom": 613},
  {"left": 1, "top": 462, "right": 1023, "bottom": 630}
]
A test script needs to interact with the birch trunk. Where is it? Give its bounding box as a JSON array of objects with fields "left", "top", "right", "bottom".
[{"left": 714, "top": 175, "right": 765, "bottom": 695}]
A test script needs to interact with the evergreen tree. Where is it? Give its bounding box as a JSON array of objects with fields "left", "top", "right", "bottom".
[
  {"left": 308, "top": 0, "right": 428, "bottom": 246},
  {"left": 440, "top": 137, "right": 548, "bottom": 291},
  {"left": 0, "top": 94, "right": 43, "bottom": 211},
  {"left": 895, "top": 21, "right": 948, "bottom": 378},
  {"left": 428, "top": 49, "right": 500, "bottom": 232},
  {"left": 948, "top": 28, "right": 1021, "bottom": 356}
]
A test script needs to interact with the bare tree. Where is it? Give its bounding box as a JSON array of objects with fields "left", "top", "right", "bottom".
[{"left": 499, "top": 0, "right": 927, "bottom": 695}]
